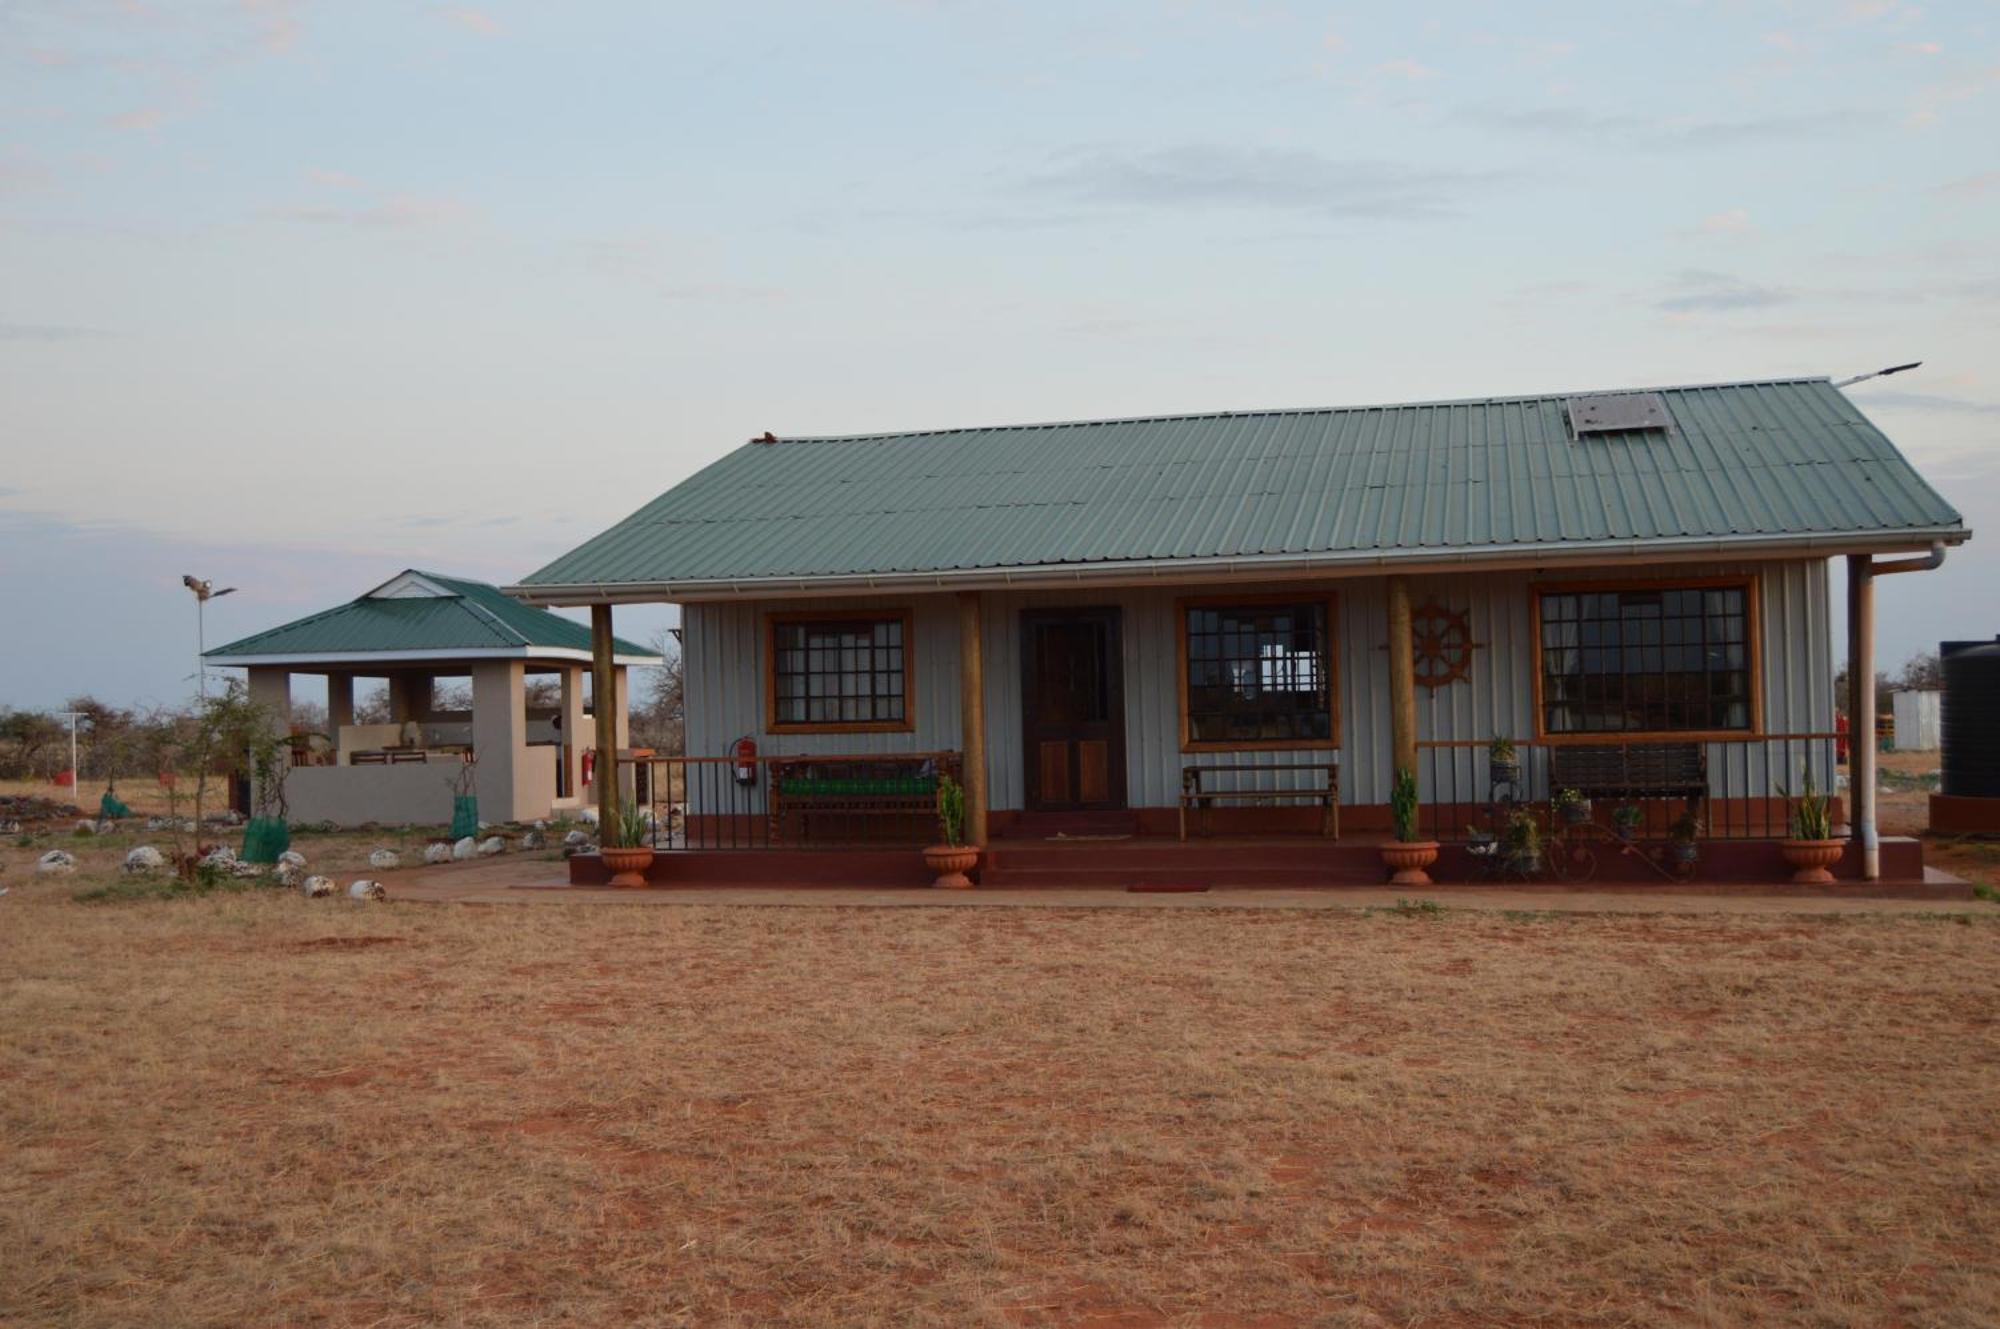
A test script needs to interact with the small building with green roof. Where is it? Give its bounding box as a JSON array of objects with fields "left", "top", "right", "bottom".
[{"left": 204, "top": 569, "right": 660, "bottom": 827}]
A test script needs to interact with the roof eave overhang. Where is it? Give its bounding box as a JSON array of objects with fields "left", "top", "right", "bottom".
[
  {"left": 506, "top": 527, "right": 1971, "bottom": 606},
  {"left": 202, "top": 647, "right": 663, "bottom": 668}
]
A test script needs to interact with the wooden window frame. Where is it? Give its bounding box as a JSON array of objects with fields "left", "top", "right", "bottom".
[
  {"left": 1528, "top": 574, "right": 1764, "bottom": 746},
  {"left": 1176, "top": 591, "right": 1342, "bottom": 753},
  {"left": 763, "top": 608, "right": 917, "bottom": 735}
]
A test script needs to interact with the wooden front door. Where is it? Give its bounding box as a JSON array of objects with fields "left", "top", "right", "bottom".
[{"left": 1020, "top": 608, "right": 1126, "bottom": 812}]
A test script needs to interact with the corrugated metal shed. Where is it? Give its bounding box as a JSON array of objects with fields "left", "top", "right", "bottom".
[
  {"left": 518, "top": 378, "right": 1967, "bottom": 592},
  {"left": 205, "top": 570, "right": 657, "bottom": 661}
]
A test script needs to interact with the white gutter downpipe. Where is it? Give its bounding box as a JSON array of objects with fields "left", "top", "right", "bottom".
[{"left": 1849, "top": 541, "right": 1948, "bottom": 880}]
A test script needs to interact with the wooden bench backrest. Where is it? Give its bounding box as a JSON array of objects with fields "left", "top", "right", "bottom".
[{"left": 1551, "top": 742, "right": 1705, "bottom": 792}]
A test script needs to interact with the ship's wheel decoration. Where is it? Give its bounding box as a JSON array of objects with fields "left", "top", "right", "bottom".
[{"left": 1412, "top": 599, "right": 1477, "bottom": 690}]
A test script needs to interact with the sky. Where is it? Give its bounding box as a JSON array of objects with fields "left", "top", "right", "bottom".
[{"left": 1, "top": 0, "right": 1996, "bottom": 712}]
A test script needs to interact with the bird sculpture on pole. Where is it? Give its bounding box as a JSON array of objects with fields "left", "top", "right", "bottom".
[{"left": 183, "top": 575, "right": 238, "bottom": 698}]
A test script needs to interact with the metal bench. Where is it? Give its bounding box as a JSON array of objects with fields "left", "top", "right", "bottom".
[
  {"left": 767, "top": 753, "right": 960, "bottom": 845},
  {"left": 1549, "top": 742, "right": 1707, "bottom": 810},
  {"left": 1179, "top": 762, "right": 1340, "bottom": 841}
]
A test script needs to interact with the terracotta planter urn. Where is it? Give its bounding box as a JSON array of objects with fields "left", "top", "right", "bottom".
[
  {"left": 1380, "top": 840, "right": 1440, "bottom": 887},
  {"left": 1780, "top": 838, "right": 1845, "bottom": 886},
  {"left": 600, "top": 845, "right": 656, "bottom": 889},
  {"left": 923, "top": 844, "right": 980, "bottom": 890}
]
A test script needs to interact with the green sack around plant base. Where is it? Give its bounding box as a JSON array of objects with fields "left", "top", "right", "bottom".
[
  {"left": 241, "top": 816, "right": 290, "bottom": 863},
  {"left": 99, "top": 791, "right": 133, "bottom": 819},
  {"left": 450, "top": 795, "right": 479, "bottom": 841}
]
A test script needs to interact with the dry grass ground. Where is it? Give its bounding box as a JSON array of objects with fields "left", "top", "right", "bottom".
[{"left": 3, "top": 867, "right": 1998, "bottom": 1327}]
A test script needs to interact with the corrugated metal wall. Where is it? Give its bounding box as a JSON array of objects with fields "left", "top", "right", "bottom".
[{"left": 683, "top": 560, "right": 1833, "bottom": 813}]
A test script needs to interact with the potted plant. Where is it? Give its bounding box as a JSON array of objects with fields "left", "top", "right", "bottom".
[
  {"left": 1779, "top": 766, "right": 1845, "bottom": 885},
  {"left": 1611, "top": 802, "right": 1644, "bottom": 838},
  {"left": 600, "top": 800, "right": 656, "bottom": 888},
  {"left": 1553, "top": 787, "right": 1592, "bottom": 826},
  {"left": 1667, "top": 810, "right": 1701, "bottom": 869},
  {"left": 1379, "top": 767, "right": 1440, "bottom": 886},
  {"left": 1499, "top": 807, "right": 1542, "bottom": 876},
  {"left": 924, "top": 774, "right": 980, "bottom": 889},
  {"left": 1488, "top": 734, "right": 1521, "bottom": 789}
]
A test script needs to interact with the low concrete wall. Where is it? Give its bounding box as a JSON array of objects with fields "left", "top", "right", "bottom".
[{"left": 288, "top": 764, "right": 459, "bottom": 827}]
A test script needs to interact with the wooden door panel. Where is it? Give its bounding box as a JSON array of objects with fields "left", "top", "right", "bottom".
[
  {"left": 1077, "top": 740, "right": 1110, "bottom": 805},
  {"left": 1039, "top": 741, "right": 1071, "bottom": 805}
]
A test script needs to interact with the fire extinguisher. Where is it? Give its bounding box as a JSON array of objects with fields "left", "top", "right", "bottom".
[
  {"left": 731, "top": 736, "right": 758, "bottom": 786},
  {"left": 581, "top": 749, "right": 596, "bottom": 786}
]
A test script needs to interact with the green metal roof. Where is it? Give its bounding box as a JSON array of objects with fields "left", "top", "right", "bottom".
[
  {"left": 206, "top": 571, "right": 658, "bottom": 663},
  {"left": 516, "top": 378, "right": 1967, "bottom": 595}
]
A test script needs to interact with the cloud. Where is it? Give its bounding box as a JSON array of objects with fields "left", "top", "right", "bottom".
[
  {"left": 1655, "top": 269, "right": 1793, "bottom": 313},
  {"left": 274, "top": 194, "right": 469, "bottom": 229},
  {"left": 107, "top": 107, "right": 170, "bottom": 133},
  {"left": 1371, "top": 58, "right": 1438, "bottom": 81},
  {"left": 0, "top": 322, "right": 111, "bottom": 342},
  {"left": 439, "top": 7, "right": 502, "bottom": 37},
  {"left": 1454, "top": 104, "right": 1876, "bottom": 149},
  {"left": 1021, "top": 144, "right": 1508, "bottom": 221},
  {"left": 1848, "top": 391, "right": 2000, "bottom": 416},
  {"left": 1699, "top": 208, "right": 1754, "bottom": 235},
  {"left": 1933, "top": 171, "right": 2000, "bottom": 197},
  {"left": 1901, "top": 41, "right": 1944, "bottom": 56},
  {"left": 305, "top": 167, "right": 363, "bottom": 189}
]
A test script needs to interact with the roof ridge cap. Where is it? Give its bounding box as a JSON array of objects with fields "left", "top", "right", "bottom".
[{"left": 771, "top": 376, "right": 1834, "bottom": 444}]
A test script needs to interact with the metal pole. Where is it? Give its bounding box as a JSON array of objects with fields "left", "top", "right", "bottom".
[
  {"left": 197, "top": 597, "right": 207, "bottom": 699},
  {"left": 59, "top": 710, "right": 82, "bottom": 815},
  {"left": 1847, "top": 554, "right": 1878, "bottom": 880}
]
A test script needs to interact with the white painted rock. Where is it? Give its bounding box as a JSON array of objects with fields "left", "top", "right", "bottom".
[
  {"left": 422, "top": 841, "right": 452, "bottom": 865},
  {"left": 476, "top": 836, "right": 505, "bottom": 857},
  {"left": 563, "top": 829, "right": 590, "bottom": 847},
  {"left": 230, "top": 859, "right": 263, "bottom": 878},
  {"left": 300, "top": 875, "right": 335, "bottom": 898},
  {"left": 36, "top": 850, "right": 77, "bottom": 876},
  {"left": 368, "top": 849, "right": 401, "bottom": 870},
  {"left": 123, "top": 846, "right": 166, "bottom": 874},
  {"left": 201, "top": 846, "right": 236, "bottom": 867},
  {"left": 578, "top": 806, "right": 600, "bottom": 825},
  {"left": 533, "top": 819, "right": 548, "bottom": 831},
  {"left": 276, "top": 862, "right": 304, "bottom": 887},
  {"left": 347, "top": 879, "right": 386, "bottom": 901},
  {"left": 519, "top": 830, "right": 546, "bottom": 850},
  {"left": 73, "top": 820, "right": 95, "bottom": 836},
  {"left": 451, "top": 836, "right": 477, "bottom": 861},
  {"left": 277, "top": 850, "right": 308, "bottom": 871}
]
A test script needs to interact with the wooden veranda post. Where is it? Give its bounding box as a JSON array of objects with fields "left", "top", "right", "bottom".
[
  {"left": 957, "top": 591, "right": 988, "bottom": 846},
  {"left": 591, "top": 604, "right": 618, "bottom": 836},
  {"left": 1847, "top": 555, "right": 1877, "bottom": 880},
  {"left": 1387, "top": 575, "right": 1419, "bottom": 783}
]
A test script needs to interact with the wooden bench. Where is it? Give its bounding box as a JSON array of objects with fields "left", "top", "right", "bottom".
[
  {"left": 1179, "top": 762, "right": 1340, "bottom": 841},
  {"left": 1549, "top": 742, "right": 1707, "bottom": 810},
  {"left": 767, "top": 754, "right": 960, "bottom": 845}
]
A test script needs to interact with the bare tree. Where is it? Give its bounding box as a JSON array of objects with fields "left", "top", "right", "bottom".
[
  {"left": 630, "top": 629, "right": 685, "bottom": 755},
  {"left": 1898, "top": 651, "right": 1942, "bottom": 692}
]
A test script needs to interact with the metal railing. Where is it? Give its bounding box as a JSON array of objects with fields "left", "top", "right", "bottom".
[
  {"left": 1416, "top": 733, "right": 1841, "bottom": 843},
  {"left": 635, "top": 751, "right": 961, "bottom": 851}
]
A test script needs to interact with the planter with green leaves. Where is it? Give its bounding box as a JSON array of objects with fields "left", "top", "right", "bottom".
[
  {"left": 1553, "top": 787, "right": 1592, "bottom": 826},
  {"left": 1779, "top": 767, "right": 1845, "bottom": 884},
  {"left": 1500, "top": 807, "right": 1542, "bottom": 876},
  {"left": 600, "top": 801, "right": 656, "bottom": 888},
  {"left": 1668, "top": 811, "right": 1701, "bottom": 870},
  {"left": 1488, "top": 735, "right": 1521, "bottom": 789},
  {"left": 924, "top": 773, "right": 979, "bottom": 889},
  {"left": 1380, "top": 767, "right": 1439, "bottom": 886}
]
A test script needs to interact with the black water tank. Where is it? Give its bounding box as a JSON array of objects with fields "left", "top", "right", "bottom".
[{"left": 1941, "top": 636, "right": 2000, "bottom": 797}]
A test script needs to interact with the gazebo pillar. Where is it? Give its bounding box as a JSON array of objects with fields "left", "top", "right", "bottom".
[
  {"left": 246, "top": 667, "right": 293, "bottom": 732},
  {"left": 559, "top": 664, "right": 587, "bottom": 800},
  {"left": 326, "top": 673, "right": 354, "bottom": 733},
  {"left": 471, "top": 660, "right": 527, "bottom": 823},
  {"left": 591, "top": 606, "right": 618, "bottom": 833}
]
